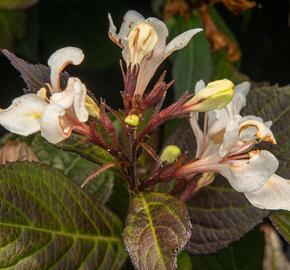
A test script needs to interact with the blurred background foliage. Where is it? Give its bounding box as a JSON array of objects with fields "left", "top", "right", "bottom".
[{"left": 0, "top": 0, "right": 290, "bottom": 111}]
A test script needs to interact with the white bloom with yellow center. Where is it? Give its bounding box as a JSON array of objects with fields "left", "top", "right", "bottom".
[
  {"left": 0, "top": 47, "right": 90, "bottom": 144},
  {"left": 108, "top": 10, "right": 202, "bottom": 98}
]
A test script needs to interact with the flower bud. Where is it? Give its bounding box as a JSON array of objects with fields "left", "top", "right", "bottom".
[
  {"left": 186, "top": 79, "right": 234, "bottom": 112},
  {"left": 160, "top": 145, "right": 181, "bottom": 163},
  {"left": 125, "top": 114, "right": 139, "bottom": 127},
  {"left": 85, "top": 95, "right": 100, "bottom": 119},
  {"left": 127, "top": 22, "right": 158, "bottom": 65}
]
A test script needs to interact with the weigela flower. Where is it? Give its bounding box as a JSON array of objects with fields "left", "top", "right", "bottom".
[
  {"left": 0, "top": 47, "right": 90, "bottom": 144},
  {"left": 176, "top": 81, "right": 290, "bottom": 210},
  {"left": 108, "top": 10, "right": 202, "bottom": 98}
]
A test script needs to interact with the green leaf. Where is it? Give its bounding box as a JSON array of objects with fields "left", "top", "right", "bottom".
[
  {"left": 187, "top": 176, "right": 268, "bottom": 254},
  {"left": 177, "top": 251, "right": 192, "bottom": 270},
  {"left": 25, "top": 133, "right": 114, "bottom": 204},
  {"left": 191, "top": 229, "right": 265, "bottom": 270},
  {"left": 0, "top": 10, "right": 25, "bottom": 49},
  {"left": 270, "top": 211, "right": 290, "bottom": 243},
  {"left": 123, "top": 192, "right": 191, "bottom": 270},
  {"left": 169, "top": 12, "right": 212, "bottom": 99},
  {"left": 0, "top": 0, "right": 38, "bottom": 10},
  {"left": 0, "top": 162, "right": 126, "bottom": 269},
  {"left": 57, "top": 133, "right": 117, "bottom": 166}
]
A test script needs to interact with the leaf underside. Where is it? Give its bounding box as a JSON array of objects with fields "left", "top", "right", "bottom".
[
  {"left": 0, "top": 162, "right": 126, "bottom": 269},
  {"left": 123, "top": 192, "right": 191, "bottom": 270}
]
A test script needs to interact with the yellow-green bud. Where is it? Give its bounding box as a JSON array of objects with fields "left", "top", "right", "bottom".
[
  {"left": 160, "top": 145, "right": 181, "bottom": 164},
  {"left": 125, "top": 114, "right": 139, "bottom": 127},
  {"left": 127, "top": 22, "right": 158, "bottom": 65},
  {"left": 187, "top": 79, "right": 234, "bottom": 112},
  {"left": 85, "top": 95, "right": 100, "bottom": 118}
]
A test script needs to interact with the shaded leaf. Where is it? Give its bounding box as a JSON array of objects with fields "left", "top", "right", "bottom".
[
  {"left": 0, "top": 162, "right": 126, "bottom": 269},
  {"left": 2, "top": 49, "right": 69, "bottom": 93},
  {"left": 191, "top": 229, "right": 265, "bottom": 270},
  {"left": 187, "top": 176, "right": 268, "bottom": 254},
  {"left": 107, "top": 176, "right": 130, "bottom": 222},
  {"left": 168, "top": 12, "right": 212, "bottom": 99},
  {"left": 0, "top": 0, "right": 38, "bottom": 10},
  {"left": 123, "top": 192, "right": 191, "bottom": 270},
  {"left": 0, "top": 10, "right": 25, "bottom": 49},
  {"left": 25, "top": 133, "right": 114, "bottom": 204},
  {"left": 2, "top": 49, "right": 50, "bottom": 92},
  {"left": 57, "top": 133, "right": 117, "bottom": 166}
]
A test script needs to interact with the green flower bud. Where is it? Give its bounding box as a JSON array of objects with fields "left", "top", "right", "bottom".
[
  {"left": 186, "top": 79, "right": 234, "bottom": 112},
  {"left": 125, "top": 114, "right": 139, "bottom": 127},
  {"left": 160, "top": 145, "right": 181, "bottom": 163}
]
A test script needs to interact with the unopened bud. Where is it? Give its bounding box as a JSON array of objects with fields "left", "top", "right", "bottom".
[
  {"left": 186, "top": 79, "right": 234, "bottom": 112},
  {"left": 160, "top": 145, "right": 181, "bottom": 163},
  {"left": 127, "top": 22, "right": 158, "bottom": 65},
  {"left": 125, "top": 114, "right": 139, "bottom": 127},
  {"left": 85, "top": 95, "right": 100, "bottom": 118}
]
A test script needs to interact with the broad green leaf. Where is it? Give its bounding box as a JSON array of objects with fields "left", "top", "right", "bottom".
[
  {"left": 25, "top": 133, "right": 114, "bottom": 204},
  {"left": 191, "top": 229, "right": 265, "bottom": 270},
  {"left": 169, "top": 12, "right": 212, "bottom": 99},
  {"left": 0, "top": 10, "right": 25, "bottom": 49},
  {"left": 270, "top": 211, "right": 290, "bottom": 243},
  {"left": 0, "top": 162, "right": 126, "bottom": 269},
  {"left": 123, "top": 192, "right": 191, "bottom": 270},
  {"left": 0, "top": 0, "right": 38, "bottom": 10},
  {"left": 187, "top": 176, "right": 268, "bottom": 254},
  {"left": 57, "top": 133, "right": 117, "bottom": 166}
]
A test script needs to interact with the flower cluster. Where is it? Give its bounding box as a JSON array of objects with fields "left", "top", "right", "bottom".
[
  {"left": 1, "top": 10, "right": 287, "bottom": 212},
  {"left": 174, "top": 81, "right": 290, "bottom": 210}
]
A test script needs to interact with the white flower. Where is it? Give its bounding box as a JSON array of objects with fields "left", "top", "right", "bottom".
[
  {"left": 178, "top": 81, "right": 290, "bottom": 211},
  {"left": 108, "top": 10, "right": 202, "bottom": 98},
  {"left": 0, "top": 47, "right": 89, "bottom": 144}
]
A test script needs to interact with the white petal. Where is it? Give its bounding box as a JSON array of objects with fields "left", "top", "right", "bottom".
[
  {"left": 239, "top": 118, "right": 276, "bottom": 144},
  {"left": 72, "top": 80, "right": 89, "bottom": 122},
  {"left": 107, "top": 13, "right": 120, "bottom": 46},
  {"left": 219, "top": 115, "right": 241, "bottom": 156},
  {"left": 134, "top": 17, "right": 168, "bottom": 98},
  {"left": 50, "top": 78, "right": 75, "bottom": 109},
  {"left": 165, "top": 28, "right": 202, "bottom": 58},
  {"left": 48, "top": 47, "right": 84, "bottom": 92},
  {"left": 40, "top": 104, "right": 67, "bottom": 144},
  {"left": 50, "top": 77, "right": 88, "bottom": 123},
  {"left": 0, "top": 94, "right": 47, "bottom": 136},
  {"left": 245, "top": 174, "right": 290, "bottom": 210},
  {"left": 189, "top": 112, "right": 204, "bottom": 158},
  {"left": 194, "top": 80, "right": 205, "bottom": 93},
  {"left": 227, "top": 81, "right": 250, "bottom": 116},
  {"left": 221, "top": 150, "right": 279, "bottom": 193},
  {"left": 108, "top": 11, "right": 144, "bottom": 48}
]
